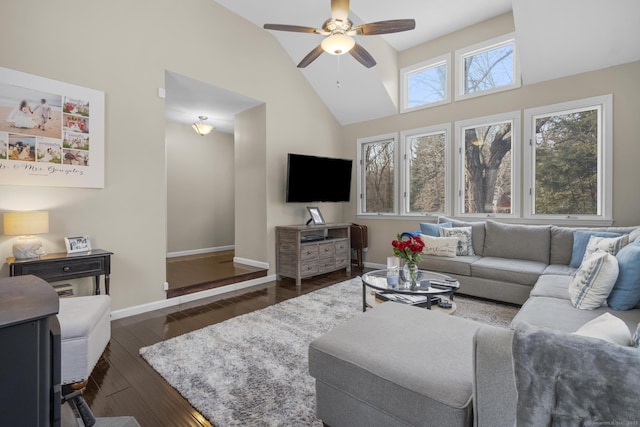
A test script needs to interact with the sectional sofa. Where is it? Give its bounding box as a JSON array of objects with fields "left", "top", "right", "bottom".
[
  {"left": 418, "top": 216, "right": 640, "bottom": 305},
  {"left": 309, "top": 219, "right": 640, "bottom": 426}
]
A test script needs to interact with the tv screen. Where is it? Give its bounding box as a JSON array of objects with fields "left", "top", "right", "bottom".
[{"left": 286, "top": 153, "right": 352, "bottom": 203}]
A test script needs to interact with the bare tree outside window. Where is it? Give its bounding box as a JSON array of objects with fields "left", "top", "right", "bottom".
[
  {"left": 362, "top": 140, "right": 395, "bottom": 213},
  {"left": 408, "top": 64, "right": 446, "bottom": 108},
  {"left": 407, "top": 132, "right": 446, "bottom": 213},
  {"left": 534, "top": 109, "right": 598, "bottom": 215},
  {"left": 464, "top": 43, "right": 514, "bottom": 94},
  {"left": 463, "top": 121, "right": 513, "bottom": 214}
]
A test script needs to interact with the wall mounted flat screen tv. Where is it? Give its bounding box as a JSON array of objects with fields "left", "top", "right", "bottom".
[{"left": 286, "top": 153, "right": 352, "bottom": 202}]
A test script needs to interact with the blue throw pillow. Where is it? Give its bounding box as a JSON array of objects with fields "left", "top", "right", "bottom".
[
  {"left": 607, "top": 242, "right": 640, "bottom": 310},
  {"left": 569, "top": 230, "right": 622, "bottom": 268},
  {"left": 419, "top": 222, "right": 452, "bottom": 237},
  {"left": 402, "top": 230, "right": 422, "bottom": 238}
]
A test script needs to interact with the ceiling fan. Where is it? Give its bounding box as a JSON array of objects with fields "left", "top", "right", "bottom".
[{"left": 263, "top": 0, "right": 415, "bottom": 68}]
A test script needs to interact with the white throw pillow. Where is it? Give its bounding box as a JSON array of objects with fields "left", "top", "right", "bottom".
[
  {"left": 573, "top": 313, "right": 632, "bottom": 346},
  {"left": 582, "top": 234, "right": 629, "bottom": 263},
  {"left": 569, "top": 250, "right": 619, "bottom": 310},
  {"left": 440, "top": 227, "right": 474, "bottom": 256},
  {"left": 420, "top": 234, "right": 458, "bottom": 258}
]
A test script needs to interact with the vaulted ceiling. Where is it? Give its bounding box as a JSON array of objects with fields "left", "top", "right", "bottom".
[{"left": 167, "top": 0, "right": 640, "bottom": 132}]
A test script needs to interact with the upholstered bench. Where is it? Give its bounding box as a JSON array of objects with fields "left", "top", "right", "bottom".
[
  {"left": 309, "top": 302, "right": 482, "bottom": 427},
  {"left": 58, "top": 295, "right": 111, "bottom": 385}
]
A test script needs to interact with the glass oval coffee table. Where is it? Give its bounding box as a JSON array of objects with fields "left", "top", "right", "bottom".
[{"left": 361, "top": 269, "right": 459, "bottom": 312}]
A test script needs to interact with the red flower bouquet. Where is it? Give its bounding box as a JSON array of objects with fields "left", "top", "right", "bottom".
[
  {"left": 392, "top": 233, "right": 425, "bottom": 289},
  {"left": 391, "top": 233, "right": 425, "bottom": 265}
]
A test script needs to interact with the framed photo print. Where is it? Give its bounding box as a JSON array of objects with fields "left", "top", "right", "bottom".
[
  {"left": 64, "top": 235, "right": 91, "bottom": 253},
  {"left": 307, "top": 206, "right": 325, "bottom": 225}
]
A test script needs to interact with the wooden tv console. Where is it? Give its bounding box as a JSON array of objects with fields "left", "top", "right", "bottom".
[{"left": 276, "top": 223, "right": 351, "bottom": 286}]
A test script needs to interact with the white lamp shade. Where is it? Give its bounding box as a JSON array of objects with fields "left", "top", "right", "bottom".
[
  {"left": 321, "top": 33, "right": 355, "bottom": 55},
  {"left": 4, "top": 211, "right": 49, "bottom": 236}
]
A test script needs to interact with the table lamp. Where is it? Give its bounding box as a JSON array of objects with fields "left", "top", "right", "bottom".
[{"left": 3, "top": 211, "right": 49, "bottom": 259}]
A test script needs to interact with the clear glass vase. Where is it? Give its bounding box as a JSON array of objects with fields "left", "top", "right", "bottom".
[{"left": 402, "top": 261, "right": 419, "bottom": 290}]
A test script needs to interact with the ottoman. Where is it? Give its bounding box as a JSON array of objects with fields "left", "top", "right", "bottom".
[
  {"left": 58, "top": 295, "right": 111, "bottom": 384},
  {"left": 309, "top": 302, "right": 481, "bottom": 427}
]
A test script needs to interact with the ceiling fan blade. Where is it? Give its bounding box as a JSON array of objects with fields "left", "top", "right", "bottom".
[
  {"left": 263, "top": 24, "right": 318, "bottom": 34},
  {"left": 349, "top": 43, "right": 376, "bottom": 68},
  {"left": 352, "top": 19, "right": 416, "bottom": 36},
  {"left": 331, "top": 0, "right": 350, "bottom": 22},
  {"left": 297, "top": 45, "right": 325, "bottom": 68}
]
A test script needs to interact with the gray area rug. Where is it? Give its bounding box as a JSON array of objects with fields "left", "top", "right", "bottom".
[{"left": 140, "top": 277, "right": 518, "bottom": 426}]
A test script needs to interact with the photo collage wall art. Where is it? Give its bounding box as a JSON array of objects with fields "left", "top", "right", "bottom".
[{"left": 0, "top": 67, "right": 104, "bottom": 188}]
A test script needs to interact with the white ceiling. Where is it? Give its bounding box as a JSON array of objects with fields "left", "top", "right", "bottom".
[
  {"left": 164, "top": 70, "right": 262, "bottom": 135},
  {"left": 166, "top": 0, "right": 640, "bottom": 132}
]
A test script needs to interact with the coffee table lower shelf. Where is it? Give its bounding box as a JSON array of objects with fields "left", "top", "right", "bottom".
[{"left": 365, "top": 290, "right": 457, "bottom": 315}]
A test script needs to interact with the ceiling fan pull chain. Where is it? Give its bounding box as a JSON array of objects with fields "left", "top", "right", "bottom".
[{"left": 336, "top": 56, "right": 341, "bottom": 88}]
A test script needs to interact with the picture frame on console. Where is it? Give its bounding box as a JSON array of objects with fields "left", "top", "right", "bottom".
[
  {"left": 64, "top": 235, "right": 91, "bottom": 253},
  {"left": 307, "top": 207, "right": 325, "bottom": 225}
]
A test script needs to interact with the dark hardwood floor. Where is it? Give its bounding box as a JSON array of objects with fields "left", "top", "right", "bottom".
[
  {"left": 166, "top": 251, "right": 268, "bottom": 298},
  {"left": 84, "top": 260, "right": 363, "bottom": 426}
]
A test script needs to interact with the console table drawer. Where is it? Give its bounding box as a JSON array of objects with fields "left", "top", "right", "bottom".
[
  {"left": 300, "top": 261, "right": 319, "bottom": 277},
  {"left": 16, "top": 258, "right": 106, "bottom": 281},
  {"left": 318, "top": 242, "right": 335, "bottom": 258},
  {"left": 300, "top": 246, "right": 318, "bottom": 261},
  {"left": 335, "top": 239, "right": 349, "bottom": 254},
  {"left": 335, "top": 255, "right": 350, "bottom": 270}
]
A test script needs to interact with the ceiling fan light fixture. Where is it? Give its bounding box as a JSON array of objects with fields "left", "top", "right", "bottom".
[
  {"left": 192, "top": 116, "right": 214, "bottom": 136},
  {"left": 321, "top": 32, "right": 355, "bottom": 55}
]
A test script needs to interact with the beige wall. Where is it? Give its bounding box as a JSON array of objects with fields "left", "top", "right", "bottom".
[
  {"left": 166, "top": 122, "right": 234, "bottom": 254},
  {"left": 340, "top": 13, "right": 640, "bottom": 268},
  {"left": 0, "top": 0, "right": 341, "bottom": 310}
]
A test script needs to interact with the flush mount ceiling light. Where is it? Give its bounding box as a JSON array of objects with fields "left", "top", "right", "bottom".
[{"left": 192, "top": 116, "right": 214, "bottom": 136}]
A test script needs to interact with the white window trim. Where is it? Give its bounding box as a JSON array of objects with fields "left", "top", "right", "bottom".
[
  {"left": 400, "top": 53, "right": 451, "bottom": 114},
  {"left": 455, "top": 33, "right": 521, "bottom": 102},
  {"left": 523, "top": 94, "right": 613, "bottom": 222},
  {"left": 357, "top": 133, "right": 399, "bottom": 216},
  {"left": 454, "top": 111, "right": 521, "bottom": 218},
  {"left": 400, "top": 123, "right": 452, "bottom": 216}
]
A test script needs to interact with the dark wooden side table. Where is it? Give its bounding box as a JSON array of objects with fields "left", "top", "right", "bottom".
[{"left": 7, "top": 249, "right": 113, "bottom": 295}]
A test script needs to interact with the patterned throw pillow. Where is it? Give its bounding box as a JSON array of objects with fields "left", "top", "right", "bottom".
[
  {"left": 582, "top": 234, "right": 629, "bottom": 263},
  {"left": 633, "top": 323, "right": 640, "bottom": 349},
  {"left": 440, "top": 226, "right": 474, "bottom": 256},
  {"left": 420, "top": 234, "right": 458, "bottom": 257},
  {"left": 569, "top": 250, "right": 620, "bottom": 310}
]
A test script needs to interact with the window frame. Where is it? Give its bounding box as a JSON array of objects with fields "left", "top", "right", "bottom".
[
  {"left": 455, "top": 33, "right": 520, "bottom": 101},
  {"left": 400, "top": 123, "right": 452, "bottom": 216},
  {"left": 523, "top": 94, "right": 613, "bottom": 222},
  {"left": 454, "top": 111, "right": 521, "bottom": 218},
  {"left": 356, "top": 133, "right": 399, "bottom": 216},
  {"left": 400, "top": 53, "right": 451, "bottom": 114}
]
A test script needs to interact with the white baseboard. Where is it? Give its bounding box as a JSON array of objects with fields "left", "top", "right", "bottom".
[
  {"left": 110, "top": 274, "right": 277, "bottom": 320},
  {"left": 233, "top": 256, "right": 269, "bottom": 269},
  {"left": 166, "top": 245, "right": 235, "bottom": 258},
  {"left": 364, "top": 261, "right": 385, "bottom": 270}
]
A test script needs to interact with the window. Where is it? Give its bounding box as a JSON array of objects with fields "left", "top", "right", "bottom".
[
  {"left": 401, "top": 124, "right": 451, "bottom": 215},
  {"left": 357, "top": 134, "right": 398, "bottom": 215},
  {"left": 524, "top": 95, "right": 612, "bottom": 220},
  {"left": 400, "top": 54, "right": 450, "bottom": 113},
  {"left": 455, "top": 33, "right": 520, "bottom": 101},
  {"left": 455, "top": 112, "right": 520, "bottom": 217}
]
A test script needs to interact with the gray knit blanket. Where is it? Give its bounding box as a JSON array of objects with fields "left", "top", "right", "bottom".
[{"left": 512, "top": 324, "right": 640, "bottom": 427}]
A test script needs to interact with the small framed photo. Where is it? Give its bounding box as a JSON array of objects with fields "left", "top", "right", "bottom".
[
  {"left": 307, "top": 206, "right": 325, "bottom": 225},
  {"left": 64, "top": 236, "right": 91, "bottom": 253}
]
